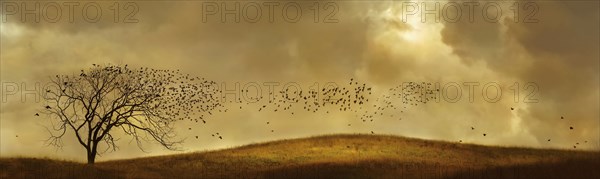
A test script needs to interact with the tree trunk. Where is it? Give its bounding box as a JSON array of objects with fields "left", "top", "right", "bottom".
[
  {"left": 87, "top": 147, "right": 97, "bottom": 164},
  {"left": 87, "top": 154, "right": 95, "bottom": 164}
]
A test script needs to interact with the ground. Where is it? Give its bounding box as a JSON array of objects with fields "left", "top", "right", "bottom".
[{"left": 1, "top": 134, "right": 599, "bottom": 178}]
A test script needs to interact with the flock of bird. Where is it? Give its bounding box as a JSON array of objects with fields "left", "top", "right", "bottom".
[
  {"left": 31, "top": 65, "right": 591, "bottom": 150},
  {"left": 185, "top": 79, "right": 448, "bottom": 141},
  {"left": 182, "top": 77, "right": 588, "bottom": 149},
  {"left": 247, "top": 78, "right": 373, "bottom": 115}
]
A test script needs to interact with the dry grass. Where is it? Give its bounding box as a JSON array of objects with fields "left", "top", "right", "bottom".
[
  {"left": 0, "top": 158, "right": 118, "bottom": 179},
  {"left": 2, "top": 134, "right": 599, "bottom": 178}
]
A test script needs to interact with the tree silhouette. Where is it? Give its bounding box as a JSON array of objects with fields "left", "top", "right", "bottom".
[{"left": 41, "top": 64, "right": 220, "bottom": 164}]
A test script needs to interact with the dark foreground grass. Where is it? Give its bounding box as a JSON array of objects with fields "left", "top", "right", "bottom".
[
  {"left": 0, "top": 158, "right": 118, "bottom": 179},
  {"left": 2, "top": 134, "right": 599, "bottom": 178}
]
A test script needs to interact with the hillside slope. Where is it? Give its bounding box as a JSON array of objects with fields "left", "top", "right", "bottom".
[{"left": 2, "top": 134, "right": 599, "bottom": 178}]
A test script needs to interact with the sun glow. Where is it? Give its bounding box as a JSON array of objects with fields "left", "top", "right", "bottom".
[
  {"left": 400, "top": 29, "right": 420, "bottom": 42},
  {"left": 402, "top": 4, "right": 427, "bottom": 43}
]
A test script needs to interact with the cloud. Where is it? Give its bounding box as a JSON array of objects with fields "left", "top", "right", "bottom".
[{"left": 440, "top": 1, "right": 599, "bottom": 146}]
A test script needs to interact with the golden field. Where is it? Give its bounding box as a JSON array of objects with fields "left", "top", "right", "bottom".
[{"left": 2, "top": 134, "right": 599, "bottom": 178}]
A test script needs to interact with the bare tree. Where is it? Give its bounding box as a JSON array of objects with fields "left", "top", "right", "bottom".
[{"left": 41, "top": 64, "right": 221, "bottom": 164}]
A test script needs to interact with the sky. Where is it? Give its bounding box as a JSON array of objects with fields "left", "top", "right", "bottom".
[{"left": 0, "top": 0, "right": 598, "bottom": 162}]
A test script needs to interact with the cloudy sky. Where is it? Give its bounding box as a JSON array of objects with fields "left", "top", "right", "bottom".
[{"left": 1, "top": 0, "right": 598, "bottom": 162}]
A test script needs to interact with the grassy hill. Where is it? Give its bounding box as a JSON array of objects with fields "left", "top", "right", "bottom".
[{"left": 2, "top": 134, "right": 599, "bottom": 178}]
